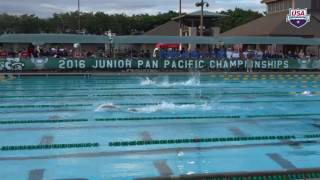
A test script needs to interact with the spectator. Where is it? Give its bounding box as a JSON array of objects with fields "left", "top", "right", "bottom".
[
  {"left": 232, "top": 49, "right": 240, "bottom": 59},
  {"left": 298, "top": 49, "right": 305, "bottom": 59},
  {"left": 144, "top": 50, "right": 151, "bottom": 58},
  {"left": 0, "top": 48, "right": 7, "bottom": 58},
  {"left": 256, "top": 49, "right": 264, "bottom": 60},
  {"left": 213, "top": 45, "right": 219, "bottom": 58},
  {"left": 286, "top": 50, "right": 294, "bottom": 58},
  {"left": 19, "top": 49, "right": 29, "bottom": 59},
  {"left": 226, "top": 48, "right": 233, "bottom": 59}
]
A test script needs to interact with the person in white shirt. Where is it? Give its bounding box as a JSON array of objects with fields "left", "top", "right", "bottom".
[
  {"left": 232, "top": 49, "right": 240, "bottom": 59},
  {"left": 242, "top": 50, "right": 249, "bottom": 60},
  {"left": 226, "top": 48, "right": 233, "bottom": 59},
  {"left": 257, "top": 49, "right": 264, "bottom": 60}
]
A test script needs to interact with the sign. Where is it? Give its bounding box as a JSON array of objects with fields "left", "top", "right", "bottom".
[
  {"left": 0, "top": 58, "right": 24, "bottom": 71},
  {"left": 286, "top": 8, "right": 310, "bottom": 28},
  {"left": 1, "top": 58, "right": 320, "bottom": 72}
]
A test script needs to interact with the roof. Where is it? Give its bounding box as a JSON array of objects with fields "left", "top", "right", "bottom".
[
  {"left": 114, "top": 35, "right": 320, "bottom": 45},
  {"left": 114, "top": 36, "right": 218, "bottom": 44},
  {"left": 1, "top": 33, "right": 320, "bottom": 45},
  {"left": 187, "top": 10, "right": 226, "bottom": 17},
  {"left": 0, "top": 34, "right": 108, "bottom": 44},
  {"left": 172, "top": 10, "right": 226, "bottom": 21},
  {"left": 222, "top": 11, "right": 320, "bottom": 37},
  {"left": 261, "top": 0, "right": 277, "bottom": 3},
  {"left": 144, "top": 21, "right": 180, "bottom": 36}
]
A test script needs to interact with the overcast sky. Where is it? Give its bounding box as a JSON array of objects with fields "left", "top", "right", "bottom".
[{"left": 0, "top": 0, "right": 266, "bottom": 18}]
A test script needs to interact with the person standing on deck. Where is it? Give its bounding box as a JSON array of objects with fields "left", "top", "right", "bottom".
[{"left": 245, "top": 50, "right": 253, "bottom": 73}]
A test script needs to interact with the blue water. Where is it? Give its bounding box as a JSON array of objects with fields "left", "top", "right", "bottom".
[{"left": 0, "top": 74, "right": 320, "bottom": 180}]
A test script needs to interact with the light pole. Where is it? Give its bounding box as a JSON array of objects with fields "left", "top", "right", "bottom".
[
  {"left": 179, "top": 0, "right": 182, "bottom": 50},
  {"left": 195, "top": 0, "right": 209, "bottom": 36},
  {"left": 179, "top": 0, "right": 182, "bottom": 29},
  {"left": 78, "top": 0, "right": 81, "bottom": 33}
]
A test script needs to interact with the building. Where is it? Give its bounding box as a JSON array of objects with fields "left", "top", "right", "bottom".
[
  {"left": 222, "top": 0, "right": 320, "bottom": 55},
  {"left": 142, "top": 10, "right": 224, "bottom": 52}
]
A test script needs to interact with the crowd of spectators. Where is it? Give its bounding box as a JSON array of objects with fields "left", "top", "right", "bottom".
[
  {"left": 0, "top": 44, "right": 318, "bottom": 60},
  {"left": 0, "top": 45, "right": 105, "bottom": 59},
  {"left": 153, "top": 46, "right": 318, "bottom": 60}
]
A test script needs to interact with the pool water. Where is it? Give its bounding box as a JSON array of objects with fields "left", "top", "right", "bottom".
[{"left": 0, "top": 74, "right": 320, "bottom": 180}]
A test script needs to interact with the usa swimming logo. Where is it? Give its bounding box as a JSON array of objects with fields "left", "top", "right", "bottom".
[{"left": 286, "top": 8, "right": 310, "bottom": 28}]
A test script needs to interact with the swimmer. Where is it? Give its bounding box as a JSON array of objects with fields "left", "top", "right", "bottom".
[
  {"left": 128, "top": 108, "right": 139, "bottom": 112},
  {"left": 95, "top": 103, "right": 119, "bottom": 112},
  {"left": 302, "top": 91, "right": 312, "bottom": 96},
  {"left": 100, "top": 104, "right": 119, "bottom": 109}
]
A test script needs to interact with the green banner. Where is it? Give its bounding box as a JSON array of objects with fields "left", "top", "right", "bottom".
[{"left": 1, "top": 57, "right": 320, "bottom": 72}]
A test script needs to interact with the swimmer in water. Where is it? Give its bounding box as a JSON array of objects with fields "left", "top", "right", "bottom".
[
  {"left": 95, "top": 103, "right": 120, "bottom": 112},
  {"left": 100, "top": 104, "right": 119, "bottom": 109},
  {"left": 96, "top": 103, "right": 151, "bottom": 113},
  {"left": 128, "top": 108, "right": 139, "bottom": 112}
]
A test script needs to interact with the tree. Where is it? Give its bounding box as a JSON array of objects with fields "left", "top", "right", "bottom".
[
  {"left": 217, "top": 8, "right": 263, "bottom": 33},
  {"left": 0, "top": 9, "right": 262, "bottom": 35}
]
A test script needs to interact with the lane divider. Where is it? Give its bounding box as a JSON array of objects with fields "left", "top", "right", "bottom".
[
  {"left": 0, "top": 102, "right": 200, "bottom": 109},
  {"left": 2, "top": 113, "right": 318, "bottom": 125},
  {"left": 0, "top": 119, "right": 88, "bottom": 125},
  {"left": 0, "top": 85, "right": 319, "bottom": 92},
  {"left": 136, "top": 170, "right": 320, "bottom": 180},
  {"left": 248, "top": 113, "right": 320, "bottom": 118},
  {"left": 96, "top": 116, "right": 240, "bottom": 122},
  {"left": 109, "top": 133, "right": 320, "bottom": 147},
  {"left": 2, "top": 78, "right": 319, "bottom": 87},
  {"left": 0, "top": 95, "right": 88, "bottom": 99},
  {"left": 109, "top": 135, "right": 296, "bottom": 147},
  {"left": 4, "top": 79, "right": 318, "bottom": 86},
  {"left": 114, "top": 102, "right": 197, "bottom": 106},
  {"left": 0, "top": 86, "right": 272, "bottom": 91},
  {"left": 1, "top": 91, "right": 320, "bottom": 99},
  {"left": 305, "top": 134, "right": 320, "bottom": 138},
  {"left": 0, "top": 104, "right": 92, "bottom": 109},
  {"left": 1, "top": 143, "right": 99, "bottom": 151},
  {"left": 221, "top": 100, "right": 320, "bottom": 104}
]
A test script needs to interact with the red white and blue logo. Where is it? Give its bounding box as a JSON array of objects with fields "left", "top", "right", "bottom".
[{"left": 286, "top": 8, "right": 310, "bottom": 28}]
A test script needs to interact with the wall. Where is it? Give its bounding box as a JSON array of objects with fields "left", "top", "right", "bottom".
[
  {"left": 295, "top": 0, "right": 312, "bottom": 9},
  {"left": 311, "top": 0, "right": 320, "bottom": 10}
]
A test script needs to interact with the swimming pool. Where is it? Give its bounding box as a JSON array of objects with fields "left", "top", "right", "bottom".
[{"left": 0, "top": 73, "right": 320, "bottom": 180}]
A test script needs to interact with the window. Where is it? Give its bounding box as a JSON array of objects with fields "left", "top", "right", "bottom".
[
  {"left": 280, "top": 0, "right": 284, "bottom": 11},
  {"left": 268, "top": 2, "right": 276, "bottom": 13}
]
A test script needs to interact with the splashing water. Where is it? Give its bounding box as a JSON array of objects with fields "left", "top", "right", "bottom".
[
  {"left": 140, "top": 76, "right": 200, "bottom": 87},
  {"left": 95, "top": 103, "right": 119, "bottom": 112},
  {"left": 128, "top": 101, "right": 211, "bottom": 113},
  {"left": 301, "top": 91, "right": 312, "bottom": 96},
  {"left": 140, "top": 77, "right": 156, "bottom": 86},
  {"left": 177, "top": 151, "right": 184, "bottom": 157}
]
